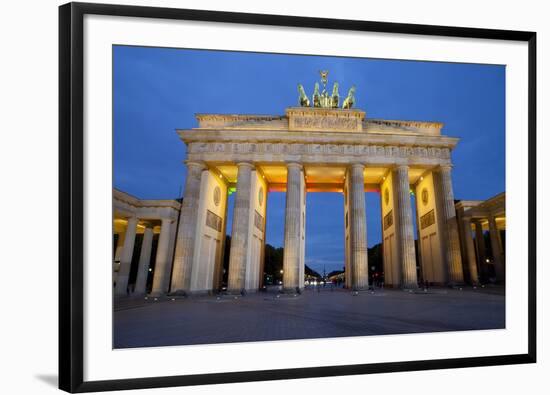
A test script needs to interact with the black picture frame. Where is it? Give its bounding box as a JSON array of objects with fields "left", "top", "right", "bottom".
[{"left": 59, "top": 2, "right": 537, "bottom": 392}]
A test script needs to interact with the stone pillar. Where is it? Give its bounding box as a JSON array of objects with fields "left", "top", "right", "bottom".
[
  {"left": 170, "top": 161, "right": 206, "bottom": 294},
  {"left": 394, "top": 165, "right": 418, "bottom": 288},
  {"left": 115, "top": 216, "right": 138, "bottom": 296},
  {"left": 348, "top": 164, "right": 369, "bottom": 290},
  {"left": 151, "top": 218, "right": 173, "bottom": 296},
  {"left": 488, "top": 215, "right": 504, "bottom": 283},
  {"left": 227, "top": 162, "right": 254, "bottom": 293},
  {"left": 134, "top": 225, "right": 154, "bottom": 294},
  {"left": 461, "top": 217, "right": 479, "bottom": 285},
  {"left": 114, "top": 230, "right": 125, "bottom": 262},
  {"left": 258, "top": 192, "right": 269, "bottom": 289},
  {"left": 113, "top": 229, "right": 126, "bottom": 283},
  {"left": 436, "top": 165, "right": 464, "bottom": 285},
  {"left": 283, "top": 163, "right": 303, "bottom": 292},
  {"left": 415, "top": 195, "right": 424, "bottom": 284},
  {"left": 474, "top": 220, "right": 487, "bottom": 279}
]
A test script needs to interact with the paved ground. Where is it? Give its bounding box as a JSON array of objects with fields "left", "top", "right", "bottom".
[{"left": 113, "top": 285, "right": 505, "bottom": 349}]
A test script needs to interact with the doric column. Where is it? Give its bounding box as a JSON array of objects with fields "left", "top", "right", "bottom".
[
  {"left": 436, "top": 165, "right": 464, "bottom": 285},
  {"left": 134, "top": 225, "right": 153, "bottom": 294},
  {"left": 113, "top": 229, "right": 126, "bottom": 284},
  {"left": 170, "top": 161, "right": 206, "bottom": 293},
  {"left": 115, "top": 216, "right": 138, "bottom": 296},
  {"left": 488, "top": 215, "right": 504, "bottom": 283},
  {"left": 461, "top": 216, "right": 479, "bottom": 285},
  {"left": 151, "top": 218, "right": 173, "bottom": 295},
  {"left": 114, "top": 230, "right": 125, "bottom": 263},
  {"left": 394, "top": 165, "right": 417, "bottom": 288},
  {"left": 349, "top": 163, "right": 369, "bottom": 290},
  {"left": 474, "top": 220, "right": 487, "bottom": 279},
  {"left": 282, "top": 163, "right": 303, "bottom": 292},
  {"left": 227, "top": 162, "right": 254, "bottom": 293}
]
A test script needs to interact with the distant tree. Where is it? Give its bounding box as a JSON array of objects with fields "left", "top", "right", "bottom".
[{"left": 263, "top": 243, "right": 284, "bottom": 283}]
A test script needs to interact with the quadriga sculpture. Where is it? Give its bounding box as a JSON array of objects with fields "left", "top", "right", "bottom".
[
  {"left": 342, "top": 86, "right": 356, "bottom": 109},
  {"left": 313, "top": 83, "right": 321, "bottom": 108},
  {"left": 331, "top": 82, "right": 340, "bottom": 109},
  {"left": 297, "top": 84, "right": 311, "bottom": 107}
]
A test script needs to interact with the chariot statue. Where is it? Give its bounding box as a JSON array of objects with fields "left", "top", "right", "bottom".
[
  {"left": 342, "top": 86, "right": 356, "bottom": 110},
  {"left": 313, "top": 82, "right": 321, "bottom": 108},
  {"left": 297, "top": 84, "right": 310, "bottom": 107},
  {"left": 331, "top": 82, "right": 340, "bottom": 108},
  {"left": 297, "top": 71, "right": 356, "bottom": 109}
]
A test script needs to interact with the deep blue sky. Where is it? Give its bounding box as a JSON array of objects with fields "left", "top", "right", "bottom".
[{"left": 114, "top": 46, "right": 505, "bottom": 273}]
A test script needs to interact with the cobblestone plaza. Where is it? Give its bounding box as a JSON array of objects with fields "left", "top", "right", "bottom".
[{"left": 114, "top": 285, "right": 504, "bottom": 348}]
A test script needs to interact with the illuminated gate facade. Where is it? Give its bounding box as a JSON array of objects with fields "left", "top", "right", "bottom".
[{"left": 165, "top": 104, "right": 465, "bottom": 294}]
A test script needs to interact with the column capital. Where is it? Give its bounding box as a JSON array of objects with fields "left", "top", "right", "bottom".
[
  {"left": 141, "top": 221, "right": 154, "bottom": 229},
  {"left": 394, "top": 164, "right": 410, "bottom": 171},
  {"left": 286, "top": 162, "right": 303, "bottom": 170},
  {"left": 437, "top": 164, "right": 453, "bottom": 172},
  {"left": 350, "top": 163, "right": 365, "bottom": 170},
  {"left": 236, "top": 161, "right": 255, "bottom": 170},
  {"left": 185, "top": 160, "right": 206, "bottom": 170}
]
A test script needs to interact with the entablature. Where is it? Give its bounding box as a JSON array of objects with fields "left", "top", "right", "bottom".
[
  {"left": 183, "top": 140, "right": 454, "bottom": 167},
  {"left": 113, "top": 189, "right": 181, "bottom": 221}
]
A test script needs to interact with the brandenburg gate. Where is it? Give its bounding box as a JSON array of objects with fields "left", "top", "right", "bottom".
[
  {"left": 114, "top": 73, "right": 474, "bottom": 296},
  {"left": 171, "top": 73, "right": 466, "bottom": 294}
]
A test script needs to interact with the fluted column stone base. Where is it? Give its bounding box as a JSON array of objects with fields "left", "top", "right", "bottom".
[
  {"left": 283, "top": 163, "right": 303, "bottom": 293},
  {"left": 349, "top": 164, "right": 369, "bottom": 291},
  {"left": 170, "top": 161, "right": 206, "bottom": 294},
  {"left": 394, "top": 165, "right": 418, "bottom": 289},
  {"left": 436, "top": 165, "right": 464, "bottom": 285},
  {"left": 227, "top": 162, "right": 254, "bottom": 293},
  {"left": 488, "top": 215, "right": 505, "bottom": 283},
  {"left": 134, "top": 226, "right": 153, "bottom": 294},
  {"left": 462, "top": 217, "right": 479, "bottom": 285},
  {"left": 115, "top": 216, "right": 138, "bottom": 296},
  {"left": 150, "top": 218, "right": 173, "bottom": 296}
]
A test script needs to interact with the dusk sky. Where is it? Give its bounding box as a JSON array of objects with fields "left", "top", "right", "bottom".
[{"left": 113, "top": 46, "right": 505, "bottom": 273}]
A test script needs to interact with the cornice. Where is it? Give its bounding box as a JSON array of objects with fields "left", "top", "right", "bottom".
[
  {"left": 177, "top": 129, "right": 459, "bottom": 148},
  {"left": 113, "top": 188, "right": 181, "bottom": 210}
]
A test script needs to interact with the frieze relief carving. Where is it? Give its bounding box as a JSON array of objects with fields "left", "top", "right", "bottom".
[
  {"left": 187, "top": 142, "right": 451, "bottom": 160},
  {"left": 254, "top": 210, "right": 264, "bottom": 232},
  {"left": 420, "top": 209, "right": 436, "bottom": 230},
  {"left": 206, "top": 210, "right": 223, "bottom": 232},
  {"left": 383, "top": 210, "right": 394, "bottom": 230},
  {"left": 291, "top": 115, "right": 361, "bottom": 131}
]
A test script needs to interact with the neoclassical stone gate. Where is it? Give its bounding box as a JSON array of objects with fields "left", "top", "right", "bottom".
[{"left": 164, "top": 104, "right": 467, "bottom": 294}]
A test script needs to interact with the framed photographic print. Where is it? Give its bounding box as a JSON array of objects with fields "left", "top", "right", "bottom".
[{"left": 59, "top": 2, "right": 537, "bottom": 392}]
